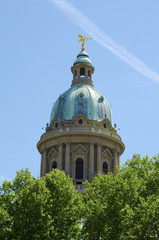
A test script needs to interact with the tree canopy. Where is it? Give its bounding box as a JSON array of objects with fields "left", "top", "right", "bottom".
[
  {"left": 0, "top": 169, "right": 82, "bottom": 240},
  {"left": 82, "top": 154, "right": 159, "bottom": 239},
  {"left": 0, "top": 154, "right": 159, "bottom": 239}
]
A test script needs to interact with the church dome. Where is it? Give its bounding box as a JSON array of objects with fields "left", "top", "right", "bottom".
[
  {"left": 38, "top": 38, "right": 125, "bottom": 181},
  {"left": 50, "top": 84, "right": 113, "bottom": 126}
]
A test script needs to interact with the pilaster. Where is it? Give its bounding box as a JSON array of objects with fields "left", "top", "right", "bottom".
[
  {"left": 97, "top": 145, "right": 101, "bottom": 174},
  {"left": 40, "top": 154, "right": 43, "bottom": 177},
  {"left": 113, "top": 149, "right": 118, "bottom": 174},
  {"left": 89, "top": 144, "right": 94, "bottom": 181},
  {"left": 58, "top": 144, "right": 63, "bottom": 170},
  {"left": 42, "top": 150, "right": 47, "bottom": 176},
  {"left": 65, "top": 143, "right": 70, "bottom": 175},
  {"left": 85, "top": 69, "right": 88, "bottom": 81},
  {"left": 77, "top": 69, "right": 80, "bottom": 82}
]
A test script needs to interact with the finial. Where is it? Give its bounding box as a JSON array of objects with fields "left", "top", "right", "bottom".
[{"left": 78, "top": 35, "right": 91, "bottom": 50}]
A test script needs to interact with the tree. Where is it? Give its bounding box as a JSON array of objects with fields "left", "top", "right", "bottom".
[
  {"left": 1, "top": 155, "right": 159, "bottom": 239},
  {"left": 44, "top": 169, "right": 82, "bottom": 239},
  {"left": 0, "top": 169, "right": 82, "bottom": 240},
  {"left": 0, "top": 204, "right": 12, "bottom": 239},
  {"left": 82, "top": 154, "right": 159, "bottom": 239}
]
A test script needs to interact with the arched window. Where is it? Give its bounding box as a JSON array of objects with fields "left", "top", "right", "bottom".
[
  {"left": 80, "top": 67, "right": 85, "bottom": 76},
  {"left": 103, "top": 162, "right": 108, "bottom": 174},
  {"left": 76, "top": 158, "right": 83, "bottom": 179},
  {"left": 52, "top": 161, "right": 57, "bottom": 169}
]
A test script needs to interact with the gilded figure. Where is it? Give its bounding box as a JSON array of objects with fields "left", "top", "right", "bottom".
[{"left": 78, "top": 35, "right": 92, "bottom": 50}]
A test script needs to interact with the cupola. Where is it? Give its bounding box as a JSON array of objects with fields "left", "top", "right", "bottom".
[{"left": 71, "top": 35, "right": 94, "bottom": 87}]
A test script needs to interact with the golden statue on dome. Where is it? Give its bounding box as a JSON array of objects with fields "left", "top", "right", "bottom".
[{"left": 78, "top": 35, "right": 92, "bottom": 50}]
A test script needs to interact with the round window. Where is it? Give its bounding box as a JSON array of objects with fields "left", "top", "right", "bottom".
[
  {"left": 104, "top": 123, "right": 107, "bottom": 128},
  {"left": 55, "top": 123, "right": 58, "bottom": 128},
  {"left": 78, "top": 119, "right": 83, "bottom": 124}
]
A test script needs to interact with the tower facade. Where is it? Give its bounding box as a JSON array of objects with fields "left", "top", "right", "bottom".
[{"left": 37, "top": 43, "right": 125, "bottom": 186}]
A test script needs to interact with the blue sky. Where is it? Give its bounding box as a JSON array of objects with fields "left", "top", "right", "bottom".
[{"left": 0, "top": 0, "right": 159, "bottom": 183}]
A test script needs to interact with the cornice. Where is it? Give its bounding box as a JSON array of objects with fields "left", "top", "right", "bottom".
[{"left": 37, "top": 130, "right": 125, "bottom": 154}]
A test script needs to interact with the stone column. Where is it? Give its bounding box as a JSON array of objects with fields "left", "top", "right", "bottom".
[
  {"left": 42, "top": 150, "right": 47, "bottom": 176},
  {"left": 118, "top": 155, "right": 120, "bottom": 166},
  {"left": 85, "top": 69, "right": 88, "bottom": 82},
  {"left": 89, "top": 144, "right": 94, "bottom": 181},
  {"left": 90, "top": 73, "right": 92, "bottom": 84},
  {"left": 40, "top": 154, "right": 43, "bottom": 177},
  {"left": 83, "top": 155, "right": 87, "bottom": 181},
  {"left": 72, "top": 155, "right": 75, "bottom": 182},
  {"left": 65, "top": 144, "right": 70, "bottom": 175},
  {"left": 58, "top": 144, "right": 63, "bottom": 170},
  {"left": 113, "top": 150, "right": 118, "bottom": 174},
  {"left": 77, "top": 69, "right": 80, "bottom": 82},
  {"left": 97, "top": 145, "right": 101, "bottom": 174}
]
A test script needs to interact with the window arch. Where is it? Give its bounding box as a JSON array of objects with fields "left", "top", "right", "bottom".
[
  {"left": 103, "top": 162, "right": 108, "bottom": 174},
  {"left": 52, "top": 161, "right": 57, "bottom": 169},
  {"left": 76, "top": 158, "right": 83, "bottom": 179},
  {"left": 80, "top": 67, "right": 85, "bottom": 76}
]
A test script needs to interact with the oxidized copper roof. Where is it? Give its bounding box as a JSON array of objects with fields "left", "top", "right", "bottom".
[{"left": 50, "top": 84, "right": 113, "bottom": 126}]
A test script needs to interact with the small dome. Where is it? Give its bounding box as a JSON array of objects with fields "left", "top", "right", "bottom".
[
  {"left": 50, "top": 84, "right": 113, "bottom": 126},
  {"left": 74, "top": 50, "right": 92, "bottom": 66}
]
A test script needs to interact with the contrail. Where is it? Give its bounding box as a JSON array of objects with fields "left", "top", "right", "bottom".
[{"left": 49, "top": 0, "right": 159, "bottom": 84}]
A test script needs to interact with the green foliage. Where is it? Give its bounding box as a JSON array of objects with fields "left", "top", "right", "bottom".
[
  {"left": 82, "top": 154, "right": 159, "bottom": 239},
  {"left": 0, "top": 204, "right": 12, "bottom": 239},
  {"left": 0, "top": 169, "right": 82, "bottom": 240},
  {"left": 0, "top": 154, "right": 159, "bottom": 239},
  {"left": 44, "top": 170, "right": 82, "bottom": 239}
]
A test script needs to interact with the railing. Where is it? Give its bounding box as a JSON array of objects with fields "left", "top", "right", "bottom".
[{"left": 41, "top": 127, "right": 121, "bottom": 141}]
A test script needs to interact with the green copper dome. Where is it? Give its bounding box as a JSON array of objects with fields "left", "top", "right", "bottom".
[
  {"left": 50, "top": 84, "right": 113, "bottom": 126},
  {"left": 73, "top": 50, "right": 92, "bottom": 66}
]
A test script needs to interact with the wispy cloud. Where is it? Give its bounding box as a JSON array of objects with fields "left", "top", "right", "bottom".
[{"left": 49, "top": 0, "right": 159, "bottom": 84}]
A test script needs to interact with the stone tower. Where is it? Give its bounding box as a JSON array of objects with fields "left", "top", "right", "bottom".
[{"left": 37, "top": 42, "right": 125, "bottom": 186}]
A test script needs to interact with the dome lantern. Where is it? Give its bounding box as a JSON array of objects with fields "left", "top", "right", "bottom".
[{"left": 71, "top": 35, "right": 94, "bottom": 87}]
